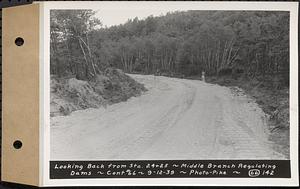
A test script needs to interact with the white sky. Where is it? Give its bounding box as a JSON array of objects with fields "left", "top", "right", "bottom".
[
  {"left": 46, "top": 1, "right": 297, "bottom": 28},
  {"left": 92, "top": 2, "right": 191, "bottom": 27},
  {"left": 88, "top": 1, "right": 295, "bottom": 27},
  {"left": 95, "top": 9, "right": 172, "bottom": 28}
]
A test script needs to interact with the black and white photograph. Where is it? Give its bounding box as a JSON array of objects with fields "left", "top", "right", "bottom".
[{"left": 49, "top": 2, "right": 292, "bottom": 162}]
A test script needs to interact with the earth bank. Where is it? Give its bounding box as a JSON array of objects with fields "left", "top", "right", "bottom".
[{"left": 50, "top": 68, "right": 147, "bottom": 117}]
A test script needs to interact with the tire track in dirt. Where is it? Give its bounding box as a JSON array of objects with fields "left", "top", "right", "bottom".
[
  {"left": 214, "top": 87, "right": 286, "bottom": 159},
  {"left": 105, "top": 78, "right": 197, "bottom": 159}
]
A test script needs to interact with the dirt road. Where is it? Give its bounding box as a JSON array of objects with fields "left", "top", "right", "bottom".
[{"left": 51, "top": 75, "right": 285, "bottom": 160}]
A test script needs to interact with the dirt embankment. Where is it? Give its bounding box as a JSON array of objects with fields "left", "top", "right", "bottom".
[
  {"left": 206, "top": 75, "right": 290, "bottom": 159},
  {"left": 50, "top": 68, "right": 147, "bottom": 117}
]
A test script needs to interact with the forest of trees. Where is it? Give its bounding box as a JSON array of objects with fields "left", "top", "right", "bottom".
[{"left": 51, "top": 10, "right": 289, "bottom": 85}]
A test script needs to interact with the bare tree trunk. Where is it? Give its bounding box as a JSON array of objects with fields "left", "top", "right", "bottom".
[
  {"left": 78, "top": 38, "right": 93, "bottom": 78},
  {"left": 78, "top": 36, "right": 97, "bottom": 76}
]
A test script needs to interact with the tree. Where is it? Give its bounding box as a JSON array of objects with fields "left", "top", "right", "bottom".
[
  {"left": 51, "top": 10, "right": 289, "bottom": 87},
  {"left": 50, "top": 10, "right": 101, "bottom": 79}
]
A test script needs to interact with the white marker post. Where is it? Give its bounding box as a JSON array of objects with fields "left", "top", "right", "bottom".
[{"left": 202, "top": 71, "right": 205, "bottom": 82}]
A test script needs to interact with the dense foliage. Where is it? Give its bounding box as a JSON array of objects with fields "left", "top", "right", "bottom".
[
  {"left": 51, "top": 10, "right": 101, "bottom": 80},
  {"left": 51, "top": 10, "right": 289, "bottom": 84}
]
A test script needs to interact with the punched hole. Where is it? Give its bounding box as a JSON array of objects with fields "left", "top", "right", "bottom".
[
  {"left": 13, "top": 140, "right": 22, "bottom": 149},
  {"left": 15, "top": 37, "right": 24, "bottom": 46}
]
